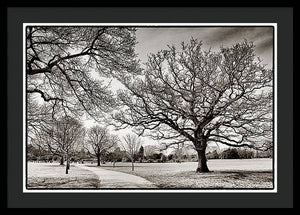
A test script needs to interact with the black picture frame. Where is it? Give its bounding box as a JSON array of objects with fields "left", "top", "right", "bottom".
[{"left": 6, "top": 6, "right": 293, "bottom": 208}]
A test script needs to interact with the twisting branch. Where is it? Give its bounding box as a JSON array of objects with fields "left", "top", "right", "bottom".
[{"left": 26, "top": 26, "right": 140, "bottom": 120}]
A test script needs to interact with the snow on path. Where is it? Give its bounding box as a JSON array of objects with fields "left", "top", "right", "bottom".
[{"left": 75, "top": 164, "right": 157, "bottom": 188}]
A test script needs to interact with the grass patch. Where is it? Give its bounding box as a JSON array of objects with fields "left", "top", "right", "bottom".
[
  {"left": 27, "top": 163, "right": 100, "bottom": 189},
  {"left": 100, "top": 159, "right": 273, "bottom": 189}
]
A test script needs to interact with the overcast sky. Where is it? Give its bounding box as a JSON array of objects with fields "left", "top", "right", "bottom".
[
  {"left": 135, "top": 27, "right": 273, "bottom": 67},
  {"left": 88, "top": 27, "right": 274, "bottom": 151}
]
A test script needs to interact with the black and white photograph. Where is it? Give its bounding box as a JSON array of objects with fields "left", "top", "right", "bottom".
[{"left": 24, "top": 24, "right": 276, "bottom": 192}]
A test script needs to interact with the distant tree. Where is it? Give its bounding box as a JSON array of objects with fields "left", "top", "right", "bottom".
[
  {"left": 206, "top": 150, "right": 219, "bottom": 159},
  {"left": 137, "top": 146, "right": 145, "bottom": 162},
  {"left": 108, "top": 147, "right": 126, "bottom": 167},
  {"left": 113, "top": 147, "right": 125, "bottom": 161},
  {"left": 78, "top": 148, "right": 88, "bottom": 162},
  {"left": 148, "top": 153, "right": 161, "bottom": 161},
  {"left": 85, "top": 126, "right": 118, "bottom": 166},
  {"left": 237, "top": 148, "right": 253, "bottom": 159},
  {"left": 160, "top": 154, "right": 167, "bottom": 163},
  {"left": 143, "top": 145, "right": 159, "bottom": 159},
  {"left": 167, "top": 154, "right": 174, "bottom": 161},
  {"left": 36, "top": 116, "right": 85, "bottom": 174},
  {"left": 113, "top": 39, "right": 273, "bottom": 172},
  {"left": 220, "top": 148, "right": 240, "bottom": 159},
  {"left": 30, "top": 125, "right": 64, "bottom": 164},
  {"left": 122, "top": 134, "right": 142, "bottom": 171},
  {"left": 27, "top": 143, "right": 47, "bottom": 162},
  {"left": 173, "top": 143, "right": 185, "bottom": 163}
]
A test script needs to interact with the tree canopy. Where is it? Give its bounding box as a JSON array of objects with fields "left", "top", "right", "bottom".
[{"left": 26, "top": 26, "right": 140, "bottom": 120}]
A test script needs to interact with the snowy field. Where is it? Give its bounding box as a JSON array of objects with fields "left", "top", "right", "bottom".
[{"left": 27, "top": 159, "right": 273, "bottom": 189}]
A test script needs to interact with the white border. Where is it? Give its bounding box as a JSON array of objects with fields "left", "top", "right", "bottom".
[{"left": 23, "top": 23, "right": 277, "bottom": 193}]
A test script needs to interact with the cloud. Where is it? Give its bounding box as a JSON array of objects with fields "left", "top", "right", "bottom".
[
  {"left": 135, "top": 26, "right": 273, "bottom": 67},
  {"left": 206, "top": 27, "right": 272, "bottom": 44},
  {"left": 256, "top": 35, "right": 273, "bottom": 52}
]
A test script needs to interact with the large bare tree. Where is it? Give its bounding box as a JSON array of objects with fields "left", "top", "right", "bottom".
[
  {"left": 113, "top": 39, "right": 273, "bottom": 172},
  {"left": 26, "top": 26, "right": 140, "bottom": 120},
  {"left": 84, "top": 126, "right": 118, "bottom": 166}
]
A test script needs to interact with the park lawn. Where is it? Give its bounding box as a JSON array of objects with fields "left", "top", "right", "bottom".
[
  {"left": 100, "top": 159, "right": 273, "bottom": 189},
  {"left": 27, "top": 162, "right": 100, "bottom": 189}
]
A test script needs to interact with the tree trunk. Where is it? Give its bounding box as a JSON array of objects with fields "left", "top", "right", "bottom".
[
  {"left": 97, "top": 155, "right": 101, "bottom": 166},
  {"left": 60, "top": 156, "right": 64, "bottom": 165},
  {"left": 131, "top": 160, "right": 134, "bottom": 171},
  {"left": 66, "top": 157, "right": 70, "bottom": 174},
  {"left": 196, "top": 149, "right": 209, "bottom": 173}
]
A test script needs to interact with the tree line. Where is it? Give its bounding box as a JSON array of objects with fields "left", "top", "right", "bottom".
[{"left": 27, "top": 114, "right": 272, "bottom": 174}]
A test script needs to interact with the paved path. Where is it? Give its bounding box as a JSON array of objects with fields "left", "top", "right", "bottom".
[{"left": 75, "top": 164, "right": 157, "bottom": 188}]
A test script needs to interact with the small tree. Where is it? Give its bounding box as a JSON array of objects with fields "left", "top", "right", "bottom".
[
  {"left": 78, "top": 148, "right": 88, "bottom": 162},
  {"left": 110, "top": 147, "right": 124, "bottom": 167},
  {"left": 27, "top": 141, "right": 48, "bottom": 162},
  {"left": 137, "top": 146, "right": 145, "bottom": 162},
  {"left": 143, "top": 145, "right": 159, "bottom": 159},
  {"left": 85, "top": 126, "right": 118, "bottom": 166},
  {"left": 39, "top": 116, "right": 85, "bottom": 174},
  {"left": 206, "top": 150, "right": 219, "bottom": 159},
  {"left": 220, "top": 148, "right": 240, "bottom": 159},
  {"left": 160, "top": 154, "right": 167, "bottom": 163},
  {"left": 173, "top": 143, "right": 185, "bottom": 163},
  {"left": 167, "top": 154, "right": 174, "bottom": 161},
  {"left": 122, "top": 134, "right": 142, "bottom": 171},
  {"left": 237, "top": 148, "right": 253, "bottom": 159}
]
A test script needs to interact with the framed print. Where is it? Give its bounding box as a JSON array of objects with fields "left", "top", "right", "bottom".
[{"left": 6, "top": 7, "right": 293, "bottom": 208}]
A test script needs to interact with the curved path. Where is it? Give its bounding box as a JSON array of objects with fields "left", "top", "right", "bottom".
[{"left": 75, "top": 164, "right": 157, "bottom": 188}]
